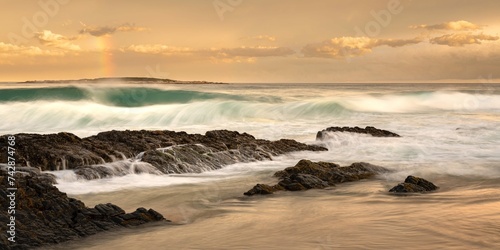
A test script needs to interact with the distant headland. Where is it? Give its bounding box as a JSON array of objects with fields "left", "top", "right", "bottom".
[{"left": 19, "top": 77, "right": 225, "bottom": 84}]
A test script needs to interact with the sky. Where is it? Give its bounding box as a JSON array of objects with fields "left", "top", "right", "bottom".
[{"left": 1, "top": 0, "right": 500, "bottom": 83}]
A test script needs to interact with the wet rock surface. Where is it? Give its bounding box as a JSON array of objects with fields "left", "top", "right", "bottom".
[
  {"left": 244, "top": 159, "right": 388, "bottom": 195},
  {"left": 389, "top": 176, "right": 439, "bottom": 193},
  {"left": 0, "top": 130, "right": 327, "bottom": 178},
  {"left": 316, "top": 126, "right": 400, "bottom": 140},
  {"left": 0, "top": 168, "right": 167, "bottom": 250}
]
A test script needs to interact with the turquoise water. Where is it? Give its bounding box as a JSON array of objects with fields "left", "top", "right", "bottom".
[{"left": 1, "top": 83, "right": 499, "bottom": 138}]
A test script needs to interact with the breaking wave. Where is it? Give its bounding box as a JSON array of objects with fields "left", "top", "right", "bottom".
[{"left": 1, "top": 86, "right": 499, "bottom": 135}]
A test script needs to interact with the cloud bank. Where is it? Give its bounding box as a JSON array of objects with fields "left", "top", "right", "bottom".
[
  {"left": 123, "top": 44, "right": 295, "bottom": 62},
  {"left": 302, "top": 37, "right": 423, "bottom": 59},
  {"left": 240, "top": 35, "right": 277, "bottom": 42},
  {"left": 36, "top": 30, "right": 81, "bottom": 51},
  {"left": 80, "top": 23, "right": 148, "bottom": 37},
  {"left": 411, "top": 20, "right": 482, "bottom": 31},
  {"left": 0, "top": 42, "right": 63, "bottom": 63},
  {"left": 430, "top": 33, "right": 499, "bottom": 47}
]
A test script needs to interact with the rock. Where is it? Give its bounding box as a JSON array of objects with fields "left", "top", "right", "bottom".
[
  {"left": 389, "top": 176, "right": 439, "bottom": 193},
  {"left": 0, "top": 130, "right": 327, "bottom": 178},
  {"left": 0, "top": 171, "right": 167, "bottom": 249},
  {"left": 243, "top": 184, "right": 282, "bottom": 196},
  {"left": 280, "top": 174, "right": 329, "bottom": 190},
  {"left": 276, "top": 173, "right": 330, "bottom": 191},
  {"left": 244, "top": 160, "right": 388, "bottom": 196},
  {"left": 316, "top": 126, "right": 400, "bottom": 140},
  {"left": 0, "top": 165, "right": 56, "bottom": 184}
]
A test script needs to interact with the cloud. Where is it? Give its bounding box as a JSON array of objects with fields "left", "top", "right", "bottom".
[
  {"left": 124, "top": 44, "right": 193, "bottom": 55},
  {"left": 217, "top": 46, "right": 294, "bottom": 57},
  {"left": 240, "top": 35, "right": 277, "bottom": 42},
  {"left": 36, "top": 30, "right": 81, "bottom": 51},
  {"left": 115, "top": 25, "right": 148, "bottom": 32},
  {"left": 0, "top": 42, "right": 64, "bottom": 64},
  {"left": 79, "top": 23, "right": 148, "bottom": 37},
  {"left": 430, "top": 33, "right": 499, "bottom": 46},
  {"left": 301, "top": 37, "right": 423, "bottom": 59},
  {"left": 411, "top": 20, "right": 482, "bottom": 31},
  {"left": 123, "top": 44, "right": 295, "bottom": 62}
]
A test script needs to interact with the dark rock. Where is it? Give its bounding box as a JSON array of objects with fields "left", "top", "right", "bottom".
[
  {"left": 389, "top": 175, "right": 439, "bottom": 193},
  {"left": 94, "top": 203, "right": 125, "bottom": 217},
  {"left": 279, "top": 180, "right": 307, "bottom": 191},
  {"left": 244, "top": 160, "right": 388, "bottom": 195},
  {"left": 404, "top": 175, "right": 439, "bottom": 191},
  {"left": 244, "top": 184, "right": 283, "bottom": 196},
  {"left": 278, "top": 174, "right": 328, "bottom": 191},
  {"left": 0, "top": 130, "right": 327, "bottom": 178},
  {"left": 316, "top": 126, "right": 400, "bottom": 140},
  {"left": 289, "top": 174, "right": 329, "bottom": 189},
  {"left": 0, "top": 165, "right": 56, "bottom": 184},
  {"left": 0, "top": 171, "right": 167, "bottom": 249}
]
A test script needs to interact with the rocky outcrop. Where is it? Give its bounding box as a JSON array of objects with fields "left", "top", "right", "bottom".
[
  {"left": 316, "top": 126, "right": 400, "bottom": 140},
  {"left": 389, "top": 176, "right": 439, "bottom": 193},
  {"left": 73, "top": 160, "right": 162, "bottom": 180},
  {"left": 244, "top": 160, "right": 388, "bottom": 195},
  {"left": 0, "top": 130, "right": 327, "bottom": 178},
  {"left": 0, "top": 168, "right": 167, "bottom": 250}
]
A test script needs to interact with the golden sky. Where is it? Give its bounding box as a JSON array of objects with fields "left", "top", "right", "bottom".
[{"left": 1, "top": 0, "right": 499, "bottom": 83}]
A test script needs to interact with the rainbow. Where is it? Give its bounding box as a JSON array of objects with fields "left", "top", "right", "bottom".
[{"left": 96, "top": 36, "right": 115, "bottom": 77}]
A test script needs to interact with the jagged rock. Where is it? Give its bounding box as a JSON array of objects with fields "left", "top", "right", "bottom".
[
  {"left": 244, "top": 160, "right": 388, "bottom": 196},
  {"left": 0, "top": 171, "right": 167, "bottom": 249},
  {"left": 0, "top": 165, "right": 56, "bottom": 184},
  {"left": 389, "top": 176, "right": 439, "bottom": 193},
  {"left": 316, "top": 126, "right": 400, "bottom": 140},
  {"left": 0, "top": 130, "right": 327, "bottom": 178}
]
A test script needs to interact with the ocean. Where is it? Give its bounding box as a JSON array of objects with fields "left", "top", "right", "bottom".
[{"left": 2, "top": 82, "right": 500, "bottom": 249}]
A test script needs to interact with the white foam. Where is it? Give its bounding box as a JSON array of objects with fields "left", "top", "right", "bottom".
[{"left": 52, "top": 173, "right": 220, "bottom": 195}]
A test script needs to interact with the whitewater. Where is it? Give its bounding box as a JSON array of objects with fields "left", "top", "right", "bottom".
[{"left": 2, "top": 82, "right": 500, "bottom": 249}]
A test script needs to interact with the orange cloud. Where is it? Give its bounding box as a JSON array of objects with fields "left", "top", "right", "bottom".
[
  {"left": 218, "top": 46, "right": 293, "bottom": 57},
  {"left": 36, "top": 30, "right": 81, "bottom": 51},
  {"left": 240, "top": 35, "right": 277, "bottom": 42},
  {"left": 411, "top": 20, "right": 482, "bottom": 31},
  {"left": 80, "top": 23, "right": 148, "bottom": 37},
  {"left": 302, "top": 37, "right": 423, "bottom": 59},
  {"left": 0, "top": 42, "right": 64, "bottom": 65},
  {"left": 0, "top": 42, "right": 63, "bottom": 57},
  {"left": 430, "top": 33, "right": 499, "bottom": 46},
  {"left": 123, "top": 44, "right": 294, "bottom": 60},
  {"left": 124, "top": 44, "right": 193, "bottom": 55}
]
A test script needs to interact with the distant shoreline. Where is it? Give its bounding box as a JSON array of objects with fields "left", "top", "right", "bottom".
[
  {"left": 15, "top": 77, "right": 226, "bottom": 85},
  {"left": 2, "top": 77, "right": 500, "bottom": 85}
]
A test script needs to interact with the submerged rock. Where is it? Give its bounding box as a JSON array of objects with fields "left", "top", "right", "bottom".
[
  {"left": 0, "top": 170, "right": 167, "bottom": 249},
  {"left": 316, "top": 126, "right": 400, "bottom": 140},
  {"left": 0, "top": 130, "right": 327, "bottom": 178},
  {"left": 389, "top": 175, "right": 439, "bottom": 193},
  {"left": 244, "top": 159, "right": 388, "bottom": 195}
]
